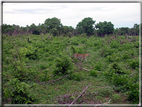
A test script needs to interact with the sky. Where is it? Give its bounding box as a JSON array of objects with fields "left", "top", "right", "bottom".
[{"left": 3, "top": 2, "right": 140, "bottom": 29}]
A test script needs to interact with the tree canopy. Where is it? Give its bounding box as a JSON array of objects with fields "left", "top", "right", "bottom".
[
  {"left": 76, "top": 17, "right": 95, "bottom": 36},
  {"left": 95, "top": 21, "right": 114, "bottom": 36}
]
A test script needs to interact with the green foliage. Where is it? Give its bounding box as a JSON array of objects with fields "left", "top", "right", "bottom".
[
  {"left": 3, "top": 34, "right": 139, "bottom": 104},
  {"left": 100, "top": 46, "right": 116, "bottom": 57},
  {"left": 68, "top": 73, "right": 82, "bottom": 81},
  {"left": 134, "top": 41, "right": 139, "bottom": 48},
  {"left": 112, "top": 94, "right": 121, "bottom": 102},
  {"left": 76, "top": 17, "right": 95, "bottom": 36},
  {"left": 97, "top": 87, "right": 113, "bottom": 97},
  {"left": 127, "top": 82, "right": 139, "bottom": 103},
  {"left": 51, "top": 28, "right": 59, "bottom": 36},
  {"left": 38, "top": 70, "right": 51, "bottom": 82},
  {"left": 94, "top": 62, "right": 102, "bottom": 71},
  {"left": 106, "top": 53, "right": 122, "bottom": 62},
  {"left": 3, "top": 78, "right": 36, "bottom": 104},
  {"left": 53, "top": 56, "right": 72, "bottom": 76},
  {"left": 104, "top": 62, "right": 126, "bottom": 82},
  {"left": 122, "top": 51, "right": 131, "bottom": 59},
  {"left": 129, "top": 59, "right": 139, "bottom": 69},
  {"left": 95, "top": 21, "right": 114, "bottom": 36},
  {"left": 89, "top": 70, "right": 97, "bottom": 77},
  {"left": 44, "top": 17, "right": 63, "bottom": 34},
  {"left": 110, "top": 40, "right": 120, "bottom": 48},
  {"left": 111, "top": 74, "right": 128, "bottom": 86}
]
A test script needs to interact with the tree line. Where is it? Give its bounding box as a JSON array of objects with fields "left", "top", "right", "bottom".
[{"left": 2, "top": 17, "right": 141, "bottom": 37}]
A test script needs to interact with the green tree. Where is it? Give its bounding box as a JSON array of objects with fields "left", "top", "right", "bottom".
[
  {"left": 133, "top": 24, "right": 139, "bottom": 35},
  {"left": 76, "top": 17, "right": 95, "bottom": 36},
  {"left": 95, "top": 21, "right": 114, "bottom": 37},
  {"left": 44, "top": 17, "right": 63, "bottom": 36},
  {"left": 119, "top": 27, "right": 129, "bottom": 35}
]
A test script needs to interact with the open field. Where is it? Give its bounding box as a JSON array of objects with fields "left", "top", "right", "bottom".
[{"left": 2, "top": 34, "right": 139, "bottom": 104}]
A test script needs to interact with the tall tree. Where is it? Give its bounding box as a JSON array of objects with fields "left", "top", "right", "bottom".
[
  {"left": 76, "top": 17, "right": 95, "bottom": 36},
  {"left": 95, "top": 21, "right": 114, "bottom": 37},
  {"left": 44, "top": 17, "right": 63, "bottom": 36}
]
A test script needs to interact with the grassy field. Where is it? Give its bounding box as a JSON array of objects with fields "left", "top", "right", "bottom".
[{"left": 2, "top": 34, "right": 139, "bottom": 104}]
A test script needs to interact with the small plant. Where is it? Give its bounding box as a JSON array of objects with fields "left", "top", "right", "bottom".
[
  {"left": 129, "top": 59, "right": 139, "bottom": 69},
  {"left": 111, "top": 74, "right": 128, "bottom": 86},
  {"left": 127, "top": 82, "right": 139, "bottom": 104},
  {"left": 112, "top": 94, "right": 121, "bottom": 102},
  {"left": 134, "top": 41, "right": 139, "bottom": 48},
  {"left": 53, "top": 56, "right": 72, "bottom": 76},
  {"left": 100, "top": 46, "right": 114, "bottom": 57},
  {"left": 110, "top": 40, "right": 120, "bottom": 48},
  {"left": 89, "top": 70, "right": 97, "bottom": 77},
  {"left": 122, "top": 52, "right": 131, "bottom": 59},
  {"left": 94, "top": 62, "right": 102, "bottom": 71},
  {"left": 68, "top": 73, "right": 82, "bottom": 81}
]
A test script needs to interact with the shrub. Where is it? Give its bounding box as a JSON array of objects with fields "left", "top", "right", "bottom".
[
  {"left": 122, "top": 52, "right": 131, "bottom": 59},
  {"left": 39, "top": 64, "right": 47, "bottom": 70},
  {"left": 100, "top": 46, "right": 114, "bottom": 57},
  {"left": 89, "top": 70, "right": 97, "bottom": 77},
  {"left": 110, "top": 40, "right": 120, "bottom": 48},
  {"left": 112, "top": 74, "right": 128, "bottom": 86},
  {"left": 129, "top": 59, "right": 139, "bottom": 69},
  {"left": 112, "top": 94, "right": 121, "bottom": 102},
  {"left": 106, "top": 54, "right": 121, "bottom": 62},
  {"left": 134, "top": 41, "right": 139, "bottom": 48},
  {"left": 53, "top": 56, "right": 72, "bottom": 76},
  {"left": 68, "top": 73, "right": 82, "bottom": 81},
  {"left": 94, "top": 62, "right": 102, "bottom": 71},
  {"left": 3, "top": 78, "right": 36, "bottom": 104},
  {"left": 127, "top": 82, "right": 139, "bottom": 104},
  {"left": 104, "top": 62, "right": 126, "bottom": 81},
  {"left": 39, "top": 71, "right": 51, "bottom": 82}
]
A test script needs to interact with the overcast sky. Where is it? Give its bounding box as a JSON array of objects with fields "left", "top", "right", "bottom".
[{"left": 3, "top": 2, "right": 140, "bottom": 29}]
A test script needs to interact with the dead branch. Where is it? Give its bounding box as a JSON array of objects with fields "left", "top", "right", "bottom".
[
  {"left": 86, "top": 90, "right": 102, "bottom": 104},
  {"left": 129, "top": 72, "right": 136, "bottom": 77},
  {"left": 102, "top": 99, "right": 111, "bottom": 104},
  {"left": 78, "top": 63, "right": 93, "bottom": 69},
  {"left": 75, "top": 64, "right": 90, "bottom": 71},
  {"left": 39, "top": 74, "right": 70, "bottom": 85},
  {"left": 68, "top": 83, "right": 92, "bottom": 107},
  {"left": 127, "top": 53, "right": 137, "bottom": 58},
  {"left": 72, "top": 60, "right": 90, "bottom": 71}
]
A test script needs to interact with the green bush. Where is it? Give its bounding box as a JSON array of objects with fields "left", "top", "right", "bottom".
[
  {"left": 134, "top": 41, "right": 139, "bottom": 48},
  {"left": 94, "top": 62, "right": 102, "bottom": 71},
  {"left": 3, "top": 78, "right": 36, "bottom": 104},
  {"left": 127, "top": 82, "right": 139, "bottom": 104},
  {"left": 104, "top": 62, "right": 126, "bottom": 81},
  {"left": 106, "top": 53, "right": 122, "bottom": 62},
  {"left": 89, "top": 70, "right": 97, "bottom": 77},
  {"left": 122, "top": 52, "right": 131, "bottom": 59},
  {"left": 53, "top": 56, "right": 72, "bottom": 76},
  {"left": 39, "top": 71, "right": 51, "bottom": 82},
  {"left": 39, "top": 64, "right": 47, "bottom": 70},
  {"left": 112, "top": 74, "right": 128, "bottom": 86},
  {"left": 100, "top": 46, "right": 115, "bottom": 57},
  {"left": 71, "top": 39, "right": 79, "bottom": 45},
  {"left": 68, "top": 73, "right": 82, "bottom": 81},
  {"left": 129, "top": 59, "right": 139, "bottom": 69},
  {"left": 110, "top": 40, "right": 120, "bottom": 48}
]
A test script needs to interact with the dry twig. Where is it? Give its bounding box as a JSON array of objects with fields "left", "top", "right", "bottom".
[{"left": 68, "top": 83, "right": 92, "bottom": 107}]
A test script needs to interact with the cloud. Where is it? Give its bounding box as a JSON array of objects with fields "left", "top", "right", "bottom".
[{"left": 3, "top": 3, "right": 140, "bottom": 29}]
